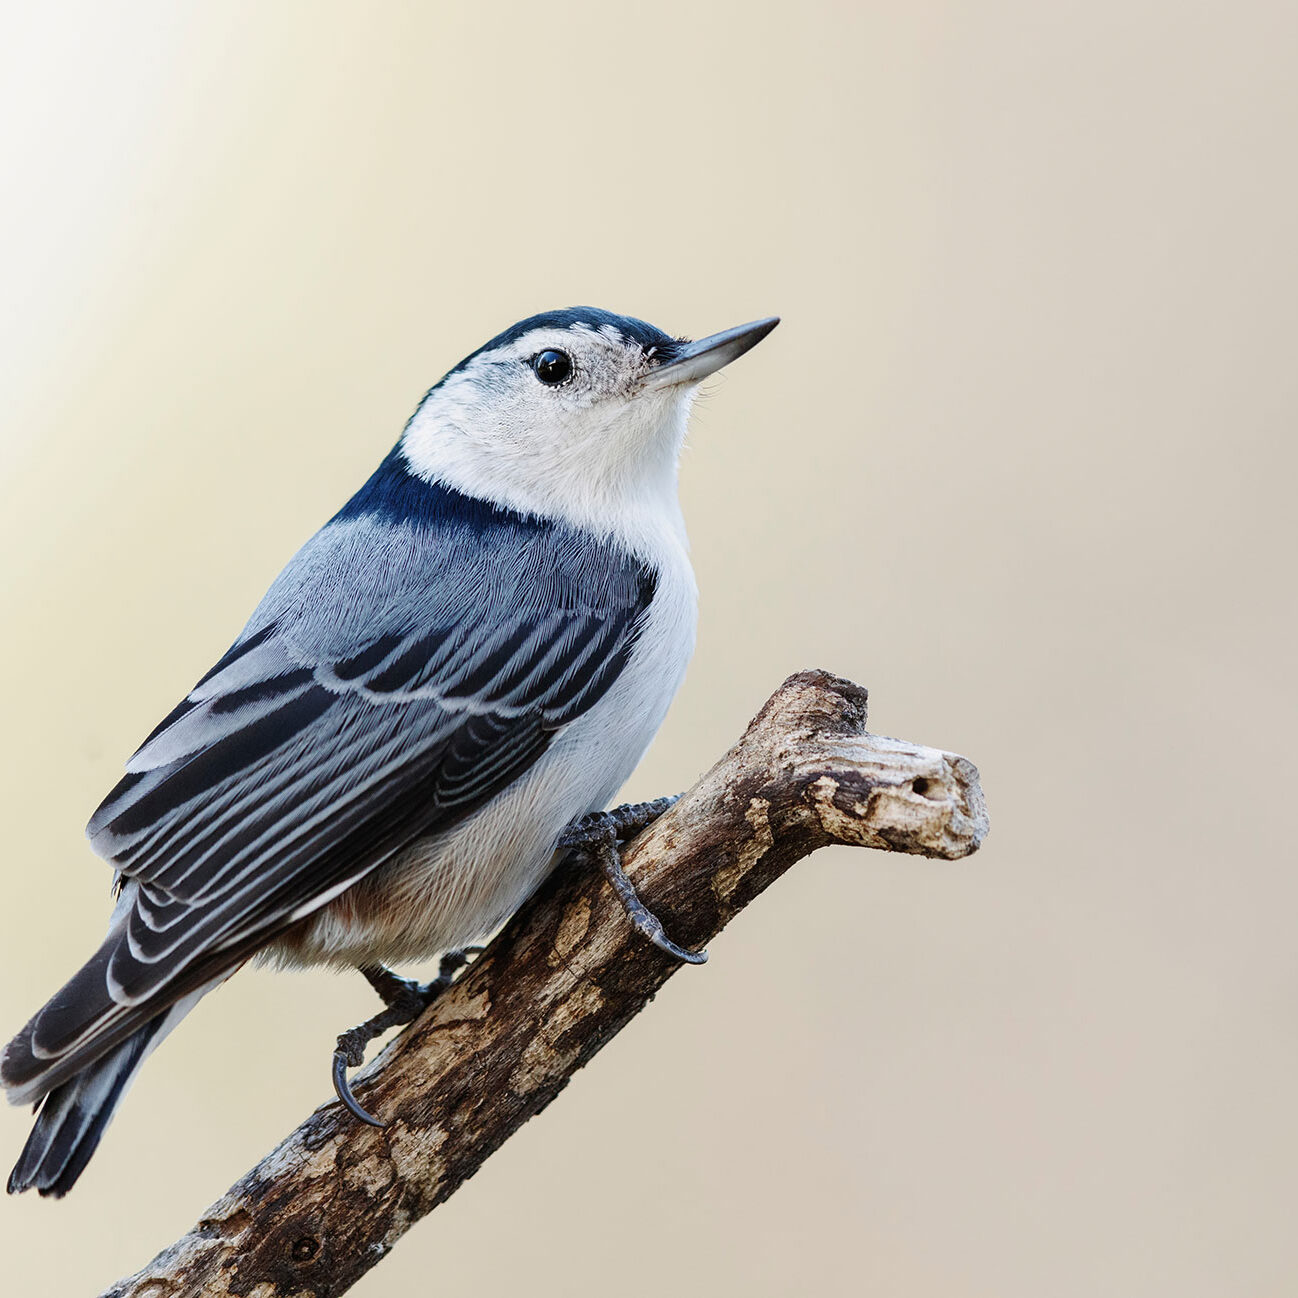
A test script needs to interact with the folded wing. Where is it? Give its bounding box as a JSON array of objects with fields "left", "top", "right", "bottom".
[{"left": 3, "top": 488, "right": 654, "bottom": 1101}]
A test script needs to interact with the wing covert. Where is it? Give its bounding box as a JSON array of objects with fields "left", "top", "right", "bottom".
[{"left": 83, "top": 471, "right": 656, "bottom": 1019}]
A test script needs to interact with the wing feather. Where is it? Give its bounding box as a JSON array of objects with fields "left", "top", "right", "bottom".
[{"left": 2, "top": 482, "right": 658, "bottom": 1100}]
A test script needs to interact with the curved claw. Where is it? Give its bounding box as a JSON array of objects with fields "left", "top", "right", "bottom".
[
  {"left": 665, "top": 939, "right": 709, "bottom": 965},
  {"left": 332, "top": 1050, "right": 386, "bottom": 1128},
  {"left": 643, "top": 923, "right": 709, "bottom": 965},
  {"left": 568, "top": 828, "right": 709, "bottom": 968}
]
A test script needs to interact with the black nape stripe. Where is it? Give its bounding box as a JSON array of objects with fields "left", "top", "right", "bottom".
[{"left": 330, "top": 446, "right": 547, "bottom": 532}]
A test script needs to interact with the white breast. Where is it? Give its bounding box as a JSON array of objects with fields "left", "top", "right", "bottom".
[{"left": 273, "top": 533, "right": 698, "bottom": 970}]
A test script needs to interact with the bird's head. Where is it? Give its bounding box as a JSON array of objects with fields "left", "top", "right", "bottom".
[{"left": 399, "top": 307, "right": 778, "bottom": 545}]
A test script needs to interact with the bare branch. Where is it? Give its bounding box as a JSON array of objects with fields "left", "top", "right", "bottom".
[{"left": 102, "top": 670, "right": 989, "bottom": 1298}]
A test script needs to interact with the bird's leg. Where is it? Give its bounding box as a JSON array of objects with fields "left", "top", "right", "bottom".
[
  {"left": 558, "top": 796, "right": 707, "bottom": 965},
  {"left": 332, "top": 948, "right": 481, "bottom": 1127}
]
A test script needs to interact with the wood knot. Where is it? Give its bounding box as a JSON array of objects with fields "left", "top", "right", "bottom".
[{"left": 290, "top": 1236, "right": 320, "bottom": 1263}]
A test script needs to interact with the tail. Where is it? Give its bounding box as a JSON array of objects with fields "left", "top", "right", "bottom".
[{"left": 7, "top": 991, "right": 202, "bottom": 1197}]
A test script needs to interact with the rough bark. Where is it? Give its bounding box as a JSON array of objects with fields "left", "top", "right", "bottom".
[{"left": 102, "top": 669, "right": 989, "bottom": 1298}]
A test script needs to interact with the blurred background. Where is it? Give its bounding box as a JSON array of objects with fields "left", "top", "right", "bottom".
[{"left": 2, "top": 2, "right": 1295, "bottom": 1294}]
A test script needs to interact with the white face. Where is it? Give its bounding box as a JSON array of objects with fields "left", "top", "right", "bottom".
[{"left": 401, "top": 321, "right": 697, "bottom": 546}]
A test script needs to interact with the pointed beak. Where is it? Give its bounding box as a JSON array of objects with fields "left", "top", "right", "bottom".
[{"left": 643, "top": 316, "right": 780, "bottom": 390}]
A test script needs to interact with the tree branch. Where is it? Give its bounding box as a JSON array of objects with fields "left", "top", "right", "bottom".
[{"left": 102, "top": 669, "right": 989, "bottom": 1298}]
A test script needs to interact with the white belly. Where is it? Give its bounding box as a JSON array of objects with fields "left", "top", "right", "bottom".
[{"left": 271, "top": 546, "right": 697, "bottom": 970}]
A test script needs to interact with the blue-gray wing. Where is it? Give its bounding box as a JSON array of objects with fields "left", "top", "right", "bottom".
[{"left": 6, "top": 499, "right": 654, "bottom": 1094}]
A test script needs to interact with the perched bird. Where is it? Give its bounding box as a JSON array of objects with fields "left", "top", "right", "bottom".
[{"left": 3, "top": 306, "right": 778, "bottom": 1196}]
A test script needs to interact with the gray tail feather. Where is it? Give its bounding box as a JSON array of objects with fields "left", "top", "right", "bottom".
[{"left": 7, "top": 1016, "right": 165, "bottom": 1198}]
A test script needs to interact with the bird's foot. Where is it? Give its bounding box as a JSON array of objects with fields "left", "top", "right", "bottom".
[
  {"left": 559, "top": 796, "right": 707, "bottom": 965},
  {"left": 332, "top": 948, "right": 482, "bottom": 1127}
]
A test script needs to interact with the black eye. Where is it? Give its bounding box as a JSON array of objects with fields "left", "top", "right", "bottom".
[{"left": 532, "top": 349, "right": 573, "bottom": 386}]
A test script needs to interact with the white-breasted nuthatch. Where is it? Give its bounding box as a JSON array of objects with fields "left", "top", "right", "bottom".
[{"left": 3, "top": 306, "right": 778, "bottom": 1195}]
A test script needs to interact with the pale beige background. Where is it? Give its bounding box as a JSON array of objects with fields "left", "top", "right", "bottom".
[{"left": 1, "top": 2, "right": 1295, "bottom": 1294}]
